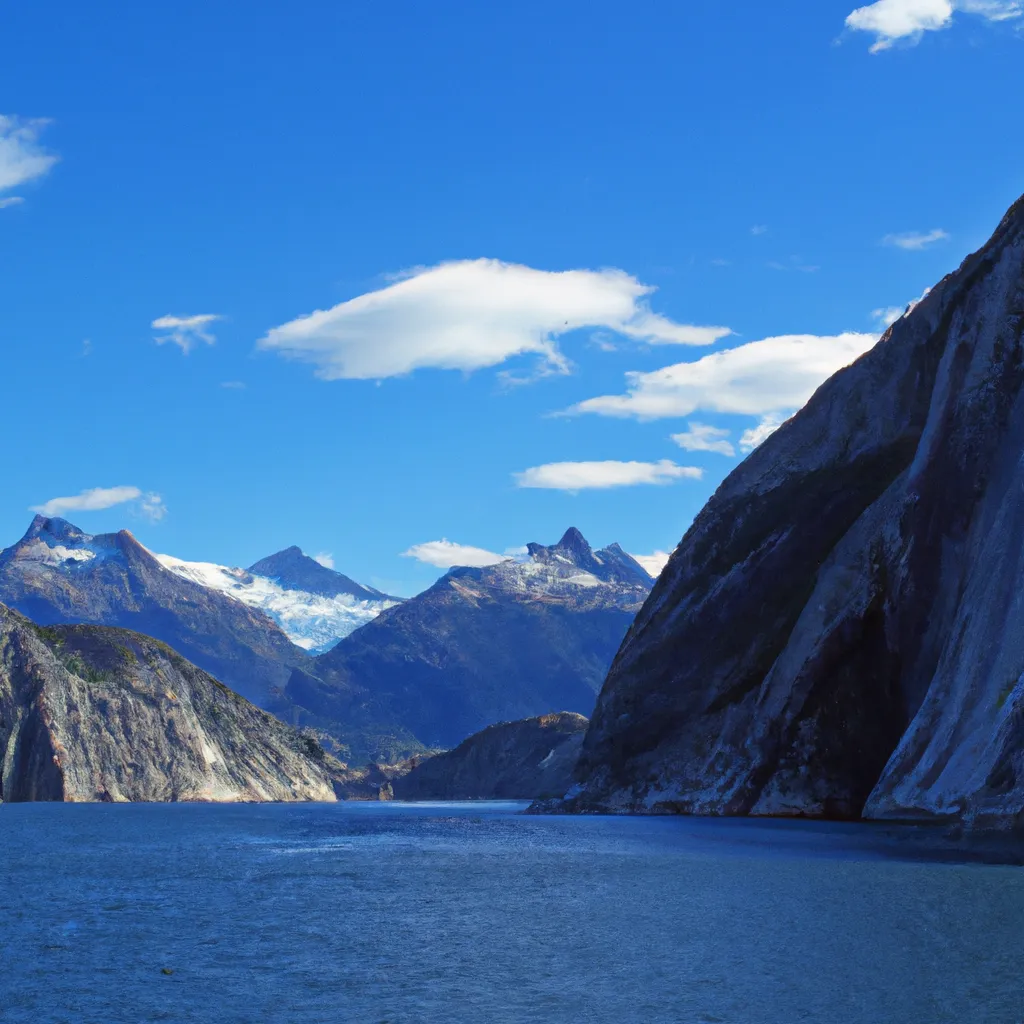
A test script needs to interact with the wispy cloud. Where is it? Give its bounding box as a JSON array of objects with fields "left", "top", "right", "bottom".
[
  {"left": 564, "top": 332, "right": 878, "bottom": 421},
  {"left": 767, "top": 256, "right": 820, "bottom": 273},
  {"left": 882, "top": 228, "right": 950, "bottom": 251},
  {"left": 31, "top": 485, "right": 166, "bottom": 522},
  {"left": 631, "top": 551, "right": 672, "bottom": 577},
  {"left": 313, "top": 552, "right": 335, "bottom": 569},
  {"left": 739, "top": 413, "right": 788, "bottom": 452},
  {"left": 845, "top": 0, "right": 1021, "bottom": 52},
  {"left": 258, "top": 259, "right": 732, "bottom": 382},
  {"left": 221, "top": 380, "right": 246, "bottom": 390},
  {"left": 403, "top": 539, "right": 510, "bottom": 569},
  {"left": 670, "top": 422, "right": 736, "bottom": 457},
  {"left": 0, "top": 115, "right": 58, "bottom": 206},
  {"left": 152, "top": 314, "right": 222, "bottom": 354},
  {"left": 514, "top": 460, "right": 703, "bottom": 491},
  {"left": 751, "top": 225, "right": 769, "bottom": 236}
]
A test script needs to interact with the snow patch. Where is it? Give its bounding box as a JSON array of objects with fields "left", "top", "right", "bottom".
[{"left": 154, "top": 553, "right": 397, "bottom": 652}]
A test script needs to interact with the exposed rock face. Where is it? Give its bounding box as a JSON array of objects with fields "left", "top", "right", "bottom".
[
  {"left": 564, "top": 195, "right": 1024, "bottom": 830},
  {"left": 273, "top": 529, "right": 651, "bottom": 761},
  {"left": 0, "top": 517, "right": 307, "bottom": 705},
  {"left": 394, "top": 713, "right": 588, "bottom": 801},
  {"left": 0, "top": 604, "right": 338, "bottom": 802}
]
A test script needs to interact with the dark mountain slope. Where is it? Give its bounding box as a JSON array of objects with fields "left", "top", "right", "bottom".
[
  {"left": 393, "top": 712, "right": 588, "bottom": 801},
  {"left": 561, "top": 193, "right": 1024, "bottom": 831},
  {"left": 272, "top": 529, "right": 652, "bottom": 760}
]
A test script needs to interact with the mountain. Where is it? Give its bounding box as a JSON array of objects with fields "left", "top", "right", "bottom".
[
  {"left": 559, "top": 194, "right": 1024, "bottom": 832},
  {"left": 0, "top": 516, "right": 306, "bottom": 705},
  {"left": 156, "top": 546, "right": 400, "bottom": 654},
  {"left": 393, "top": 713, "right": 588, "bottom": 801},
  {"left": 271, "top": 528, "right": 652, "bottom": 761},
  {"left": 248, "top": 546, "right": 395, "bottom": 602},
  {"left": 0, "top": 604, "right": 340, "bottom": 802}
]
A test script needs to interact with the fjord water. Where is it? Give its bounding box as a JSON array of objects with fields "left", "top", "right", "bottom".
[{"left": 1, "top": 804, "right": 1020, "bottom": 1024}]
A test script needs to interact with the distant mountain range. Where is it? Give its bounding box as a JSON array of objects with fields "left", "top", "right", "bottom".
[
  {"left": 273, "top": 528, "right": 653, "bottom": 760},
  {"left": 0, "top": 516, "right": 396, "bottom": 704},
  {"left": 0, "top": 518, "right": 651, "bottom": 764}
]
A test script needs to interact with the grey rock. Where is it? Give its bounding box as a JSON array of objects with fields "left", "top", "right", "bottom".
[
  {"left": 563, "top": 194, "right": 1024, "bottom": 831},
  {"left": 393, "top": 712, "right": 588, "bottom": 801},
  {"left": 0, "top": 603, "right": 338, "bottom": 802}
]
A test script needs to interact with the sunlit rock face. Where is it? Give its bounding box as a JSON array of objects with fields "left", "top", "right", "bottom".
[
  {"left": 564, "top": 194, "right": 1024, "bottom": 831},
  {"left": 0, "top": 605, "right": 339, "bottom": 803}
]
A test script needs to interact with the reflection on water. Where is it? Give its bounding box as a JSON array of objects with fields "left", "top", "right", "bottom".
[{"left": 0, "top": 801, "right": 1021, "bottom": 1023}]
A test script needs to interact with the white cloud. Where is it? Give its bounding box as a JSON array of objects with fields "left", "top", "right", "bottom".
[
  {"left": 514, "top": 460, "right": 703, "bottom": 491},
  {"left": 739, "top": 413, "right": 789, "bottom": 452},
  {"left": 671, "top": 422, "right": 736, "bottom": 457},
  {"left": 258, "top": 259, "right": 732, "bottom": 382},
  {"left": 403, "top": 539, "right": 510, "bottom": 569},
  {"left": 751, "top": 225, "right": 768, "bottom": 236},
  {"left": 0, "top": 196, "right": 25, "bottom": 210},
  {"left": 0, "top": 116, "right": 58, "bottom": 201},
  {"left": 30, "top": 485, "right": 166, "bottom": 521},
  {"left": 872, "top": 306, "right": 907, "bottom": 329},
  {"left": 313, "top": 552, "right": 335, "bottom": 569},
  {"left": 138, "top": 493, "right": 167, "bottom": 522},
  {"left": 882, "top": 228, "right": 950, "bottom": 250},
  {"left": 846, "top": 0, "right": 1020, "bottom": 51},
  {"left": 152, "top": 314, "right": 221, "bottom": 354},
  {"left": 872, "top": 286, "right": 933, "bottom": 328},
  {"left": 221, "top": 380, "right": 246, "bottom": 390},
  {"left": 566, "top": 332, "right": 878, "bottom": 421},
  {"left": 632, "top": 550, "right": 672, "bottom": 577}
]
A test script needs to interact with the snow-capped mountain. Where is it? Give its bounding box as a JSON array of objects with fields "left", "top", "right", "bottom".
[
  {"left": 271, "top": 528, "right": 654, "bottom": 759},
  {"left": 0, "top": 516, "right": 306, "bottom": 705},
  {"left": 155, "top": 549, "right": 400, "bottom": 654}
]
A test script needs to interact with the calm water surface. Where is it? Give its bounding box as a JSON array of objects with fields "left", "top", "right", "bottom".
[{"left": 1, "top": 802, "right": 1022, "bottom": 1024}]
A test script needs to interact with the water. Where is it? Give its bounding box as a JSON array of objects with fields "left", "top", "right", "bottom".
[{"left": 1, "top": 803, "right": 1021, "bottom": 1024}]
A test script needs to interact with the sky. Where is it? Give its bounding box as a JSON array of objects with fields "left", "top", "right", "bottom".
[{"left": 1, "top": 1, "right": 1022, "bottom": 596}]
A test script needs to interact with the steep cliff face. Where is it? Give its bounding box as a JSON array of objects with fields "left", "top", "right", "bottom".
[
  {"left": 0, "top": 516, "right": 307, "bottom": 705},
  {"left": 566, "top": 195, "right": 1024, "bottom": 830},
  {"left": 0, "top": 605, "right": 338, "bottom": 802},
  {"left": 394, "top": 713, "right": 587, "bottom": 801},
  {"left": 274, "top": 529, "right": 651, "bottom": 760}
]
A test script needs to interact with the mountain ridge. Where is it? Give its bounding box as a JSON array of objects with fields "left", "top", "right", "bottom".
[{"left": 554, "top": 191, "right": 1024, "bottom": 832}]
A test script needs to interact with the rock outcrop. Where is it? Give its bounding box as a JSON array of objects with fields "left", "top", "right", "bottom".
[
  {"left": 394, "top": 713, "right": 588, "bottom": 801},
  {"left": 272, "top": 529, "right": 651, "bottom": 761},
  {"left": 561, "top": 194, "right": 1024, "bottom": 831},
  {"left": 0, "top": 604, "right": 339, "bottom": 802}
]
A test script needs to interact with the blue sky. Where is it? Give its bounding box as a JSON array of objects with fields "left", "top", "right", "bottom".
[{"left": 1, "top": 0, "right": 1022, "bottom": 595}]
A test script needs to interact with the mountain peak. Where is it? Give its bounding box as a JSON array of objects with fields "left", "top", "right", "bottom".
[
  {"left": 555, "top": 527, "right": 591, "bottom": 556},
  {"left": 248, "top": 547, "right": 396, "bottom": 603}
]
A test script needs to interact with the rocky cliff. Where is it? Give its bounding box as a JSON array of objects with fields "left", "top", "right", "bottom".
[
  {"left": 394, "top": 713, "right": 587, "bottom": 801},
  {"left": 273, "top": 529, "right": 651, "bottom": 760},
  {"left": 562, "top": 194, "right": 1024, "bottom": 831},
  {"left": 0, "top": 516, "right": 307, "bottom": 705},
  {"left": 0, "top": 604, "right": 339, "bottom": 802}
]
